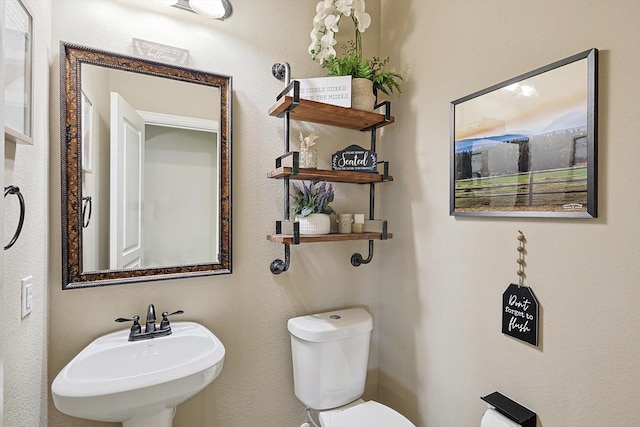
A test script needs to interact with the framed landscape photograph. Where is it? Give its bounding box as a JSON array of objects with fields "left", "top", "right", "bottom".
[{"left": 450, "top": 49, "right": 598, "bottom": 218}]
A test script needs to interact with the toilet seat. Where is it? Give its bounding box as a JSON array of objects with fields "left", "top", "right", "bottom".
[{"left": 320, "top": 400, "right": 415, "bottom": 427}]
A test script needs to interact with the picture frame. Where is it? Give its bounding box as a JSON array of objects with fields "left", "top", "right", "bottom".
[
  {"left": 4, "top": 0, "right": 33, "bottom": 145},
  {"left": 81, "top": 91, "right": 93, "bottom": 173},
  {"left": 450, "top": 48, "right": 598, "bottom": 218}
]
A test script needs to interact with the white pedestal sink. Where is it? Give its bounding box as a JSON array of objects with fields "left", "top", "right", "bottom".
[{"left": 51, "top": 322, "right": 225, "bottom": 427}]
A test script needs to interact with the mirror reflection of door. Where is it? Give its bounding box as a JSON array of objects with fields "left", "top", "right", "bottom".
[
  {"left": 110, "top": 92, "right": 145, "bottom": 270},
  {"left": 80, "top": 64, "right": 220, "bottom": 273}
]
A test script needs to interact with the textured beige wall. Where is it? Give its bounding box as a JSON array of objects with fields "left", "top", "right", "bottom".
[
  {"left": 377, "top": 0, "right": 640, "bottom": 426},
  {"left": 34, "top": 1, "right": 640, "bottom": 426},
  {"left": 48, "top": 1, "right": 382, "bottom": 426},
  {"left": 4, "top": 0, "right": 51, "bottom": 425}
]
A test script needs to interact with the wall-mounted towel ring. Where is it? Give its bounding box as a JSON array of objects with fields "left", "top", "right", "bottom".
[
  {"left": 82, "top": 196, "right": 92, "bottom": 228},
  {"left": 4, "top": 186, "right": 25, "bottom": 250}
]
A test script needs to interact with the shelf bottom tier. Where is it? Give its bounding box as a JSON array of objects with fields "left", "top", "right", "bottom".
[{"left": 267, "top": 232, "right": 392, "bottom": 245}]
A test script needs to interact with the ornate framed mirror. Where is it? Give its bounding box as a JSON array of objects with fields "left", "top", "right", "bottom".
[{"left": 61, "top": 42, "right": 231, "bottom": 289}]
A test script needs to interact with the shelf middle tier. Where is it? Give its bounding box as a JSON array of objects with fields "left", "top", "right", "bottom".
[{"left": 267, "top": 167, "right": 393, "bottom": 184}]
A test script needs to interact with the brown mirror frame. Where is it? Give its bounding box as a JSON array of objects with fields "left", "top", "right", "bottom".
[{"left": 61, "top": 42, "right": 232, "bottom": 289}]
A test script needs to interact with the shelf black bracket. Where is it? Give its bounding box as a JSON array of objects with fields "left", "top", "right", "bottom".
[
  {"left": 275, "top": 151, "right": 300, "bottom": 176},
  {"left": 270, "top": 244, "right": 291, "bottom": 274},
  {"left": 270, "top": 222, "right": 300, "bottom": 274},
  {"left": 360, "top": 100, "right": 392, "bottom": 131},
  {"left": 351, "top": 240, "right": 374, "bottom": 267},
  {"left": 351, "top": 220, "right": 387, "bottom": 266},
  {"left": 378, "top": 161, "right": 390, "bottom": 181},
  {"left": 275, "top": 80, "right": 300, "bottom": 107}
]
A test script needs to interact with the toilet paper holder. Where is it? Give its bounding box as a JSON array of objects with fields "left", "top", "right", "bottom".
[{"left": 481, "top": 392, "right": 536, "bottom": 427}]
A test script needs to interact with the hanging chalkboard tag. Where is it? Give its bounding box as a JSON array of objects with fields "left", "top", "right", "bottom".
[
  {"left": 331, "top": 144, "right": 377, "bottom": 173},
  {"left": 502, "top": 283, "right": 539, "bottom": 346}
]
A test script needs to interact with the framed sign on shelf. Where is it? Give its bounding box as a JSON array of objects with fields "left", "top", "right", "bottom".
[
  {"left": 450, "top": 48, "right": 598, "bottom": 218},
  {"left": 4, "top": 0, "right": 33, "bottom": 145}
]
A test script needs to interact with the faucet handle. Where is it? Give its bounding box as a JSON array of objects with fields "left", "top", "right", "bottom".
[
  {"left": 115, "top": 315, "right": 142, "bottom": 334},
  {"left": 160, "top": 310, "right": 184, "bottom": 330}
]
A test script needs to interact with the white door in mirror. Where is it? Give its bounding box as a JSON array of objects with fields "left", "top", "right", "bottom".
[{"left": 110, "top": 92, "right": 145, "bottom": 270}]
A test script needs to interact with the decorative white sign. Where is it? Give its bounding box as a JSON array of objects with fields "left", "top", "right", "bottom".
[
  {"left": 132, "top": 38, "right": 189, "bottom": 66},
  {"left": 291, "top": 76, "right": 352, "bottom": 108}
]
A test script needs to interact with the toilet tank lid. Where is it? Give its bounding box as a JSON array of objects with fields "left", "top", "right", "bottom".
[{"left": 288, "top": 308, "right": 373, "bottom": 342}]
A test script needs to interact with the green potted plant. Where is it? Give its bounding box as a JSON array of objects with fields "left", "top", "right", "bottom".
[
  {"left": 291, "top": 181, "right": 335, "bottom": 235},
  {"left": 308, "top": 0, "right": 404, "bottom": 110}
]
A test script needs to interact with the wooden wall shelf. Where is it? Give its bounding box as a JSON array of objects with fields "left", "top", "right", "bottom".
[
  {"left": 268, "top": 96, "right": 395, "bottom": 131},
  {"left": 267, "top": 167, "right": 393, "bottom": 184},
  {"left": 267, "top": 232, "right": 392, "bottom": 245},
  {"left": 267, "top": 78, "right": 395, "bottom": 274}
]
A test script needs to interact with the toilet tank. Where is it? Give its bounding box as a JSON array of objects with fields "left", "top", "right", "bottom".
[{"left": 287, "top": 308, "right": 373, "bottom": 410}]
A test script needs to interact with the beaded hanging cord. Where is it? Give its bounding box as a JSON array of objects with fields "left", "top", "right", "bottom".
[{"left": 516, "top": 230, "right": 526, "bottom": 286}]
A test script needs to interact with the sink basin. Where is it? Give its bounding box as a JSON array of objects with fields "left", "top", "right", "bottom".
[{"left": 52, "top": 322, "right": 225, "bottom": 427}]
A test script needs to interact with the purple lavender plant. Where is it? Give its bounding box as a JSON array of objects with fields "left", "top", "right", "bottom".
[{"left": 291, "top": 180, "right": 336, "bottom": 217}]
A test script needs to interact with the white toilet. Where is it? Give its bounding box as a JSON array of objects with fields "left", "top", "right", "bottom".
[{"left": 288, "top": 308, "right": 415, "bottom": 427}]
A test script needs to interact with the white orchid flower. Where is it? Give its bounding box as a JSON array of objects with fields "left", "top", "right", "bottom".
[
  {"left": 309, "top": 27, "right": 322, "bottom": 59},
  {"left": 309, "top": 29, "right": 319, "bottom": 43},
  {"left": 354, "top": 10, "right": 371, "bottom": 32},
  {"left": 309, "top": 39, "right": 319, "bottom": 57},
  {"left": 320, "top": 32, "right": 337, "bottom": 48},
  {"left": 351, "top": 0, "right": 370, "bottom": 31},
  {"left": 352, "top": 0, "right": 365, "bottom": 13},
  {"left": 309, "top": 0, "right": 376, "bottom": 63},
  {"left": 320, "top": 0, "right": 336, "bottom": 17},
  {"left": 335, "top": 0, "right": 353, "bottom": 16},
  {"left": 324, "top": 14, "right": 340, "bottom": 33},
  {"left": 314, "top": 0, "right": 334, "bottom": 25},
  {"left": 318, "top": 32, "right": 337, "bottom": 63}
]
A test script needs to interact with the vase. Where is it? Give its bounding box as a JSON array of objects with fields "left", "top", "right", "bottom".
[
  {"left": 337, "top": 213, "right": 354, "bottom": 234},
  {"left": 295, "top": 213, "right": 331, "bottom": 235},
  {"left": 299, "top": 146, "right": 317, "bottom": 168},
  {"left": 351, "top": 78, "right": 376, "bottom": 112}
]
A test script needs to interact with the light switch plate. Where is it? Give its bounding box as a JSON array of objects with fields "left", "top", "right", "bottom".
[{"left": 21, "top": 276, "right": 33, "bottom": 318}]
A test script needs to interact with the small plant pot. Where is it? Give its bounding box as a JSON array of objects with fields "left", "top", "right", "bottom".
[
  {"left": 351, "top": 78, "right": 376, "bottom": 111},
  {"left": 295, "top": 213, "right": 331, "bottom": 235}
]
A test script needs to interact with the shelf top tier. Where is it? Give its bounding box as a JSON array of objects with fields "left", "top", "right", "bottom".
[{"left": 268, "top": 96, "right": 395, "bottom": 131}]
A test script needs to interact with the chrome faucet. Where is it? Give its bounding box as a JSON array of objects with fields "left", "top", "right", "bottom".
[{"left": 115, "top": 304, "right": 184, "bottom": 341}]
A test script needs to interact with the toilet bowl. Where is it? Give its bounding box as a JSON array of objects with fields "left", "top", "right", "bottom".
[
  {"left": 288, "top": 308, "right": 415, "bottom": 427},
  {"left": 317, "top": 399, "right": 413, "bottom": 427}
]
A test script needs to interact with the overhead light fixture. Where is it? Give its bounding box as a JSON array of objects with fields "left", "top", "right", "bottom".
[{"left": 156, "top": 0, "right": 233, "bottom": 20}]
